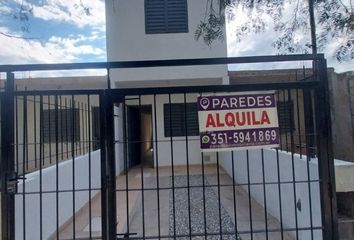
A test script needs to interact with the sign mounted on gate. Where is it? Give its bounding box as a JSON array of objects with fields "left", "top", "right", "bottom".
[{"left": 197, "top": 91, "right": 280, "bottom": 152}]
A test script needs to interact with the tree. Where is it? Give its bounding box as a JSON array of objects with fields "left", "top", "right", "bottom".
[
  {"left": 195, "top": 0, "right": 354, "bottom": 61},
  {"left": 2, "top": 0, "right": 353, "bottom": 61}
]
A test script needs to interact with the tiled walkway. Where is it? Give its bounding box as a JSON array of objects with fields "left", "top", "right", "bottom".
[{"left": 58, "top": 165, "right": 292, "bottom": 240}]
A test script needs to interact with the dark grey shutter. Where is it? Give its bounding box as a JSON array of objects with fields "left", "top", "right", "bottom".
[
  {"left": 164, "top": 103, "right": 199, "bottom": 137},
  {"left": 145, "top": 0, "right": 188, "bottom": 34},
  {"left": 43, "top": 109, "right": 80, "bottom": 143}
]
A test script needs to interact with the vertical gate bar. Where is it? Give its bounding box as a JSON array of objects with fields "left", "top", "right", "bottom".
[
  {"left": 216, "top": 153, "right": 223, "bottom": 239},
  {"left": 71, "top": 96, "right": 76, "bottom": 239},
  {"left": 315, "top": 58, "right": 338, "bottom": 239},
  {"left": 100, "top": 92, "right": 109, "bottom": 240},
  {"left": 60, "top": 96, "right": 63, "bottom": 161},
  {"left": 108, "top": 92, "right": 117, "bottom": 240},
  {"left": 246, "top": 150, "right": 253, "bottom": 240},
  {"left": 183, "top": 93, "right": 192, "bottom": 239},
  {"left": 33, "top": 96, "right": 37, "bottom": 169},
  {"left": 305, "top": 92, "right": 314, "bottom": 240},
  {"left": 261, "top": 149, "right": 268, "bottom": 240},
  {"left": 83, "top": 102, "right": 87, "bottom": 153},
  {"left": 231, "top": 152, "right": 239, "bottom": 238},
  {"left": 15, "top": 86, "right": 19, "bottom": 176},
  {"left": 122, "top": 98, "right": 130, "bottom": 236},
  {"left": 276, "top": 91, "right": 283, "bottom": 150},
  {"left": 65, "top": 98, "right": 69, "bottom": 160},
  {"left": 283, "top": 90, "right": 288, "bottom": 152},
  {"left": 295, "top": 88, "right": 302, "bottom": 158},
  {"left": 100, "top": 91, "right": 117, "bottom": 240},
  {"left": 303, "top": 70, "right": 315, "bottom": 158},
  {"left": 39, "top": 95, "right": 43, "bottom": 240},
  {"left": 54, "top": 95, "right": 60, "bottom": 238},
  {"left": 24, "top": 90, "right": 28, "bottom": 172},
  {"left": 276, "top": 149, "right": 284, "bottom": 240},
  {"left": 138, "top": 95, "right": 146, "bottom": 239},
  {"left": 168, "top": 93, "right": 176, "bottom": 239},
  {"left": 201, "top": 152, "right": 207, "bottom": 238},
  {"left": 153, "top": 94, "right": 161, "bottom": 239},
  {"left": 87, "top": 95, "right": 93, "bottom": 238},
  {"left": 80, "top": 102, "right": 84, "bottom": 155},
  {"left": 55, "top": 96, "right": 60, "bottom": 239},
  {"left": 74, "top": 98, "right": 78, "bottom": 158},
  {"left": 1, "top": 72, "right": 15, "bottom": 240},
  {"left": 288, "top": 89, "right": 299, "bottom": 240},
  {"left": 22, "top": 94, "right": 27, "bottom": 240},
  {"left": 48, "top": 96, "right": 52, "bottom": 165}
]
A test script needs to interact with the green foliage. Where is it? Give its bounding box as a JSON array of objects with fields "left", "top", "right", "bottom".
[{"left": 196, "top": 0, "right": 354, "bottom": 62}]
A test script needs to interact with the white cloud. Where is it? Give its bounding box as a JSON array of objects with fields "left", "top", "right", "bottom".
[
  {"left": 14, "top": 0, "right": 105, "bottom": 31},
  {"left": 0, "top": 27, "right": 105, "bottom": 64},
  {"left": 0, "top": 4, "right": 11, "bottom": 15}
]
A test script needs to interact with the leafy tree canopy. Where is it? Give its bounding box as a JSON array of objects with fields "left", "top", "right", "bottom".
[
  {"left": 2, "top": 0, "right": 353, "bottom": 62},
  {"left": 195, "top": 0, "right": 354, "bottom": 62}
]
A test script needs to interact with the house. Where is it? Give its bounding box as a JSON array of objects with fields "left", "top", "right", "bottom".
[
  {"left": 3, "top": 0, "right": 352, "bottom": 239},
  {"left": 105, "top": 0, "right": 229, "bottom": 173}
]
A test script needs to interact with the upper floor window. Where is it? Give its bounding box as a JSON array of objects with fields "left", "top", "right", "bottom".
[{"left": 145, "top": 0, "right": 188, "bottom": 34}]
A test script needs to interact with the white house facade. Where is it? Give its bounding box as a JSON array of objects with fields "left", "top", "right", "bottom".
[{"left": 105, "top": 0, "right": 229, "bottom": 172}]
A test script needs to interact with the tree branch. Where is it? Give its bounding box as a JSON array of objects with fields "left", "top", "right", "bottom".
[{"left": 0, "top": 31, "right": 37, "bottom": 40}]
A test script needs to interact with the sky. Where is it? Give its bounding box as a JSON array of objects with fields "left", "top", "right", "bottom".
[{"left": 0, "top": 0, "right": 352, "bottom": 78}]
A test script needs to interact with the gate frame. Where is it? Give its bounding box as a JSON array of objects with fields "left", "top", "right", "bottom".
[{"left": 0, "top": 54, "right": 338, "bottom": 239}]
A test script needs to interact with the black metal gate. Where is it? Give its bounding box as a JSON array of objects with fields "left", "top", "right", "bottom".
[{"left": 0, "top": 54, "right": 337, "bottom": 239}]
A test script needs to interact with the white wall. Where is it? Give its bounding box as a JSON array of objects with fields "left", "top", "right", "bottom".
[
  {"left": 116, "top": 94, "right": 217, "bottom": 169},
  {"left": 220, "top": 149, "right": 323, "bottom": 240},
  {"left": 15, "top": 150, "right": 101, "bottom": 240},
  {"left": 106, "top": 0, "right": 228, "bottom": 84}
]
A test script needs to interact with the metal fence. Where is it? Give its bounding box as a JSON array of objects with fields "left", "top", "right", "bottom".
[{"left": 0, "top": 54, "right": 337, "bottom": 240}]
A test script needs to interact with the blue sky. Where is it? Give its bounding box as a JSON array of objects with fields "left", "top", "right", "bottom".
[
  {"left": 0, "top": 0, "right": 106, "bottom": 66},
  {"left": 0, "top": 0, "right": 352, "bottom": 75}
]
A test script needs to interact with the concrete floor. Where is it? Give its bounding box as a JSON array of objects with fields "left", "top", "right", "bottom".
[{"left": 58, "top": 164, "right": 292, "bottom": 240}]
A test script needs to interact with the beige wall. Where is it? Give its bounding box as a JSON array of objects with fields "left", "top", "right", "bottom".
[
  {"left": 329, "top": 71, "right": 354, "bottom": 161},
  {"left": 230, "top": 68, "right": 354, "bottom": 161},
  {"left": 8, "top": 76, "right": 104, "bottom": 174}
]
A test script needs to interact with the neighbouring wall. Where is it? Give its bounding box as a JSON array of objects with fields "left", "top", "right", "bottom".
[
  {"left": 219, "top": 149, "right": 322, "bottom": 240},
  {"left": 328, "top": 71, "right": 354, "bottom": 161},
  {"left": 15, "top": 150, "right": 101, "bottom": 240}
]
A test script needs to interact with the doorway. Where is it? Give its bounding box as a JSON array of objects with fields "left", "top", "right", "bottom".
[{"left": 127, "top": 105, "right": 154, "bottom": 168}]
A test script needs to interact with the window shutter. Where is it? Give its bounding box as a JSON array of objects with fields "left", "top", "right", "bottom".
[
  {"left": 164, "top": 103, "right": 199, "bottom": 137},
  {"left": 145, "top": 0, "right": 188, "bottom": 34}
]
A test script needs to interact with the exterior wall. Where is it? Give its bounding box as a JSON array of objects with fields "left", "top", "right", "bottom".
[
  {"left": 116, "top": 94, "right": 217, "bottom": 170},
  {"left": 13, "top": 76, "right": 107, "bottom": 91},
  {"left": 14, "top": 94, "right": 100, "bottom": 174},
  {"left": 219, "top": 149, "right": 323, "bottom": 240},
  {"left": 105, "top": 0, "right": 228, "bottom": 85},
  {"left": 230, "top": 69, "right": 354, "bottom": 161},
  {"left": 5, "top": 76, "right": 105, "bottom": 174},
  {"left": 15, "top": 150, "right": 101, "bottom": 240},
  {"left": 328, "top": 71, "right": 354, "bottom": 161}
]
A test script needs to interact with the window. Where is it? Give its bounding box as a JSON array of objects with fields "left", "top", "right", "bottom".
[
  {"left": 277, "top": 101, "right": 295, "bottom": 133},
  {"left": 163, "top": 103, "right": 199, "bottom": 137},
  {"left": 43, "top": 109, "right": 80, "bottom": 143},
  {"left": 145, "top": 0, "right": 188, "bottom": 34}
]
